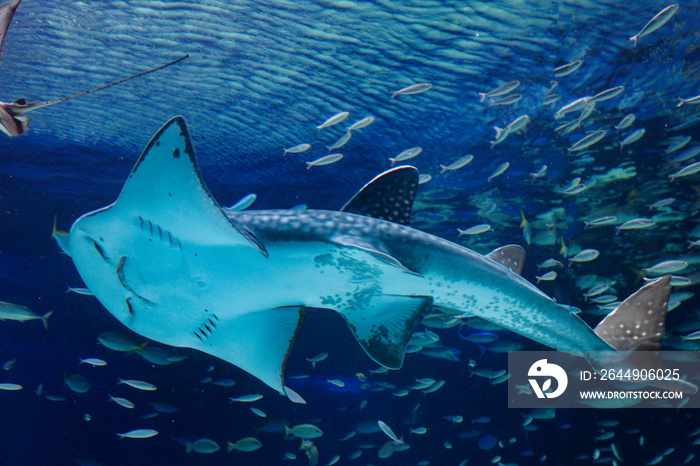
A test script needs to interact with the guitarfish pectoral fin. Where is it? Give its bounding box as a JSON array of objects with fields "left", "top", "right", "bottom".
[{"left": 198, "top": 305, "right": 306, "bottom": 396}]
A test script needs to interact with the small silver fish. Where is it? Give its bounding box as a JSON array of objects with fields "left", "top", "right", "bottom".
[
  {"left": 117, "top": 378, "right": 156, "bottom": 391},
  {"left": 649, "top": 198, "right": 675, "bottom": 210},
  {"left": 378, "top": 421, "right": 403, "bottom": 445},
  {"left": 285, "top": 424, "right": 323, "bottom": 439},
  {"left": 555, "top": 97, "right": 590, "bottom": 118},
  {"left": 80, "top": 358, "right": 107, "bottom": 366},
  {"left": 250, "top": 406, "right": 267, "bottom": 418},
  {"left": 422, "top": 380, "right": 445, "bottom": 393},
  {"left": 669, "top": 146, "right": 700, "bottom": 164},
  {"left": 0, "top": 383, "right": 22, "bottom": 391},
  {"left": 568, "top": 249, "right": 600, "bottom": 264},
  {"left": 442, "top": 415, "right": 463, "bottom": 424},
  {"left": 227, "top": 437, "right": 262, "bottom": 452},
  {"left": 487, "top": 162, "right": 510, "bottom": 182},
  {"left": 347, "top": 116, "right": 375, "bottom": 131},
  {"left": 507, "top": 114, "right": 531, "bottom": 132},
  {"left": 478, "top": 81, "right": 520, "bottom": 102},
  {"left": 327, "top": 132, "right": 352, "bottom": 151},
  {"left": 283, "top": 143, "right": 311, "bottom": 156},
  {"left": 306, "top": 153, "right": 343, "bottom": 169},
  {"left": 669, "top": 161, "right": 700, "bottom": 182},
  {"left": 389, "top": 147, "right": 422, "bottom": 167},
  {"left": 440, "top": 154, "right": 473, "bottom": 174},
  {"left": 615, "top": 218, "right": 655, "bottom": 234},
  {"left": 568, "top": 131, "right": 607, "bottom": 152},
  {"left": 316, "top": 112, "right": 349, "bottom": 130},
  {"left": 0, "top": 302, "right": 52, "bottom": 330},
  {"left": 228, "top": 394, "right": 263, "bottom": 402},
  {"left": 225, "top": 193, "right": 257, "bottom": 211},
  {"left": 554, "top": 60, "right": 583, "bottom": 77},
  {"left": 584, "top": 216, "right": 617, "bottom": 228},
  {"left": 186, "top": 438, "right": 220, "bottom": 454},
  {"left": 489, "top": 94, "right": 522, "bottom": 106},
  {"left": 555, "top": 120, "right": 580, "bottom": 134},
  {"left": 586, "top": 86, "right": 625, "bottom": 104},
  {"left": 116, "top": 429, "right": 158, "bottom": 440},
  {"left": 629, "top": 4, "right": 679, "bottom": 47},
  {"left": 536, "top": 271, "right": 557, "bottom": 283},
  {"left": 666, "top": 135, "right": 692, "bottom": 154},
  {"left": 391, "top": 83, "right": 432, "bottom": 98},
  {"left": 614, "top": 114, "right": 636, "bottom": 130},
  {"left": 457, "top": 224, "right": 491, "bottom": 236},
  {"left": 109, "top": 394, "right": 135, "bottom": 409},
  {"left": 538, "top": 259, "right": 564, "bottom": 269},
  {"left": 643, "top": 260, "right": 688, "bottom": 275},
  {"left": 620, "top": 128, "right": 646, "bottom": 150}
]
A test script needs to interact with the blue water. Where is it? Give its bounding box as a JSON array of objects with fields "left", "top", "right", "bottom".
[{"left": 1, "top": 0, "right": 700, "bottom": 464}]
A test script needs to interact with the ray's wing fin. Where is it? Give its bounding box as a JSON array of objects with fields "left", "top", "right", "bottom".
[
  {"left": 0, "top": 0, "right": 20, "bottom": 59},
  {"left": 113, "top": 116, "right": 267, "bottom": 256},
  {"left": 341, "top": 165, "right": 418, "bottom": 226},
  {"left": 0, "top": 103, "right": 27, "bottom": 136}
]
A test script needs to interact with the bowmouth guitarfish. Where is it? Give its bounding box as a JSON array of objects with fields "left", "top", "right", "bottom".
[{"left": 63, "top": 117, "right": 692, "bottom": 401}]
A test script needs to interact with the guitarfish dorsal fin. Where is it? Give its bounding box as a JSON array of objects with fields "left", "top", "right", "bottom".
[
  {"left": 341, "top": 165, "right": 418, "bottom": 226},
  {"left": 486, "top": 245, "right": 526, "bottom": 275}
]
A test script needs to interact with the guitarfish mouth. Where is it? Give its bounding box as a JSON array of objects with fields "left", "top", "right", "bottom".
[{"left": 69, "top": 219, "right": 138, "bottom": 325}]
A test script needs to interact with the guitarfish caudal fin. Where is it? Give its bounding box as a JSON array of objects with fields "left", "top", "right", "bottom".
[{"left": 594, "top": 275, "right": 671, "bottom": 351}]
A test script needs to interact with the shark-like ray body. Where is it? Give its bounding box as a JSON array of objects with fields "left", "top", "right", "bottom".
[{"left": 66, "top": 117, "right": 685, "bottom": 400}]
